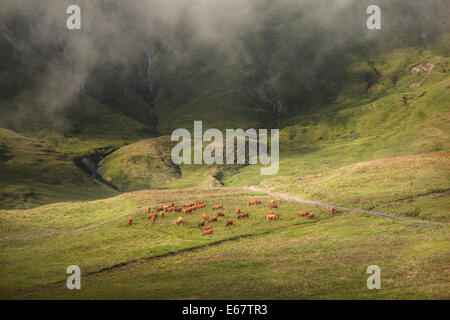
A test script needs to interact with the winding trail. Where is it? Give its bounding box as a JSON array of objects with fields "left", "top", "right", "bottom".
[{"left": 249, "top": 186, "right": 446, "bottom": 226}]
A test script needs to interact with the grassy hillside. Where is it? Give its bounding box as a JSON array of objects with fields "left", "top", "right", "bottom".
[
  {"left": 222, "top": 46, "right": 450, "bottom": 186},
  {"left": 97, "top": 136, "right": 181, "bottom": 191},
  {"left": 94, "top": 39, "right": 450, "bottom": 193},
  {"left": 0, "top": 0, "right": 448, "bottom": 301},
  {"left": 0, "top": 128, "right": 117, "bottom": 209},
  {"left": 0, "top": 187, "right": 447, "bottom": 299},
  {"left": 260, "top": 152, "right": 450, "bottom": 222}
]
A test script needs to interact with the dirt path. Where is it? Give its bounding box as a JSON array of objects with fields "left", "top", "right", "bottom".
[{"left": 249, "top": 186, "right": 446, "bottom": 226}]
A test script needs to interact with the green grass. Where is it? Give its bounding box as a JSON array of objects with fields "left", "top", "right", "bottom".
[
  {"left": 0, "top": 1, "right": 449, "bottom": 300},
  {"left": 98, "top": 136, "right": 180, "bottom": 191},
  {"left": 0, "top": 128, "right": 117, "bottom": 209},
  {"left": 0, "top": 188, "right": 324, "bottom": 293},
  {"left": 0, "top": 188, "right": 447, "bottom": 299},
  {"left": 259, "top": 152, "right": 450, "bottom": 222}
]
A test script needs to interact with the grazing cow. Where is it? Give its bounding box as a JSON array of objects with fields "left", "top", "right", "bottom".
[
  {"left": 216, "top": 212, "right": 225, "bottom": 217},
  {"left": 225, "top": 219, "right": 233, "bottom": 227},
  {"left": 197, "top": 220, "right": 205, "bottom": 228},
  {"left": 202, "top": 214, "right": 209, "bottom": 220},
  {"left": 151, "top": 215, "right": 157, "bottom": 223},
  {"left": 267, "top": 210, "right": 275, "bottom": 216},
  {"left": 267, "top": 214, "right": 279, "bottom": 221},
  {"left": 307, "top": 212, "right": 314, "bottom": 219},
  {"left": 146, "top": 207, "right": 151, "bottom": 213},
  {"left": 184, "top": 202, "right": 194, "bottom": 208},
  {"left": 297, "top": 211, "right": 308, "bottom": 217},
  {"left": 249, "top": 200, "right": 262, "bottom": 205},
  {"left": 235, "top": 208, "right": 241, "bottom": 214},
  {"left": 172, "top": 216, "right": 185, "bottom": 225},
  {"left": 202, "top": 229, "right": 214, "bottom": 236},
  {"left": 330, "top": 206, "right": 335, "bottom": 215},
  {"left": 196, "top": 201, "right": 206, "bottom": 208},
  {"left": 174, "top": 207, "right": 182, "bottom": 212},
  {"left": 203, "top": 225, "right": 213, "bottom": 231},
  {"left": 159, "top": 212, "right": 165, "bottom": 218},
  {"left": 237, "top": 213, "right": 249, "bottom": 219},
  {"left": 268, "top": 201, "right": 278, "bottom": 209},
  {"left": 127, "top": 217, "right": 133, "bottom": 225},
  {"left": 207, "top": 216, "right": 218, "bottom": 223}
]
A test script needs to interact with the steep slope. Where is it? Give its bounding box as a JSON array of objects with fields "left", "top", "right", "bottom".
[
  {"left": 222, "top": 44, "right": 450, "bottom": 186},
  {"left": 0, "top": 0, "right": 449, "bottom": 204},
  {"left": 97, "top": 137, "right": 180, "bottom": 191},
  {"left": 0, "top": 128, "right": 117, "bottom": 209}
]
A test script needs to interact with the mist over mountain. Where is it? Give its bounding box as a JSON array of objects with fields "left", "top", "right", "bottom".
[
  {"left": 1, "top": 0, "right": 448, "bottom": 135},
  {"left": 0, "top": 0, "right": 449, "bottom": 204}
]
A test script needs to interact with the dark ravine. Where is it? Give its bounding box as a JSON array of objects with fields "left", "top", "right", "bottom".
[{"left": 73, "top": 147, "right": 120, "bottom": 191}]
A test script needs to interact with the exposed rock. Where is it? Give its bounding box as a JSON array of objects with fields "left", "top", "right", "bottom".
[
  {"left": 409, "top": 81, "right": 421, "bottom": 88},
  {"left": 410, "top": 62, "right": 434, "bottom": 74}
]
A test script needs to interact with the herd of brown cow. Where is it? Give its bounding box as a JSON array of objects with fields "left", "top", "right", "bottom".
[{"left": 128, "top": 199, "right": 338, "bottom": 234}]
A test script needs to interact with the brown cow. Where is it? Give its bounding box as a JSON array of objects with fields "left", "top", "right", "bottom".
[
  {"left": 330, "top": 206, "right": 335, "bottom": 215},
  {"left": 268, "top": 200, "right": 278, "bottom": 209},
  {"left": 174, "top": 207, "right": 182, "bottom": 212},
  {"left": 225, "top": 219, "right": 233, "bottom": 227},
  {"left": 297, "top": 211, "right": 308, "bottom": 217},
  {"left": 172, "top": 216, "right": 185, "bottom": 225},
  {"left": 307, "top": 212, "right": 314, "bottom": 219},
  {"left": 237, "top": 213, "right": 249, "bottom": 219},
  {"left": 197, "top": 220, "right": 205, "bottom": 228},
  {"left": 202, "top": 214, "right": 209, "bottom": 220},
  {"left": 202, "top": 229, "right": 214, "bottom": 236},
  {"left": 267, "top": 210, "right": 275, "bottom": 216},
  {"left": 159, "top": 212, "right": 165, "bottom": 218},
  {"left": 146, "top": 207, "right": 151, "bottom": 213},
  {"left": 216, "top": 212, "right": 225, "bottom": 217},
  {"left": 203, "top": 225, "right": 213, "bottom": 231},
  {"left": 212, "top": 204, "right": 224, "bottom": 210},
  {"left": 127, "top": 217, "right": 133, "bottom": 225},
  {"left": 207, "top": 216, "right": 218, "bottom": 223},
  {"left": 151, "top": 215, "right": 157, "bottom": 223},
  {"left": 267, "top": 214, "right": 279, "bottom": 221},
  {"left": 249, "top": 200, "right": 262, "bottom": 205},
  {"left": 235, "top": 208, "right": 241, "bottom": 214}
]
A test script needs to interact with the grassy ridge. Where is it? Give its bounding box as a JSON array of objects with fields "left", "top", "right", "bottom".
[{"left": 260, "top": 152, "right": 450, "bottom": 222}]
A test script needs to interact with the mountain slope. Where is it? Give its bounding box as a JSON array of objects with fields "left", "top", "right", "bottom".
[{"left": 0, "top": 128, "right": 117, "bottom": 209}]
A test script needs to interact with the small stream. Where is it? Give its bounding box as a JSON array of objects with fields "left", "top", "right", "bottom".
[{"left": 73, "top": 148, "right": 120, "bottom": 191}]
